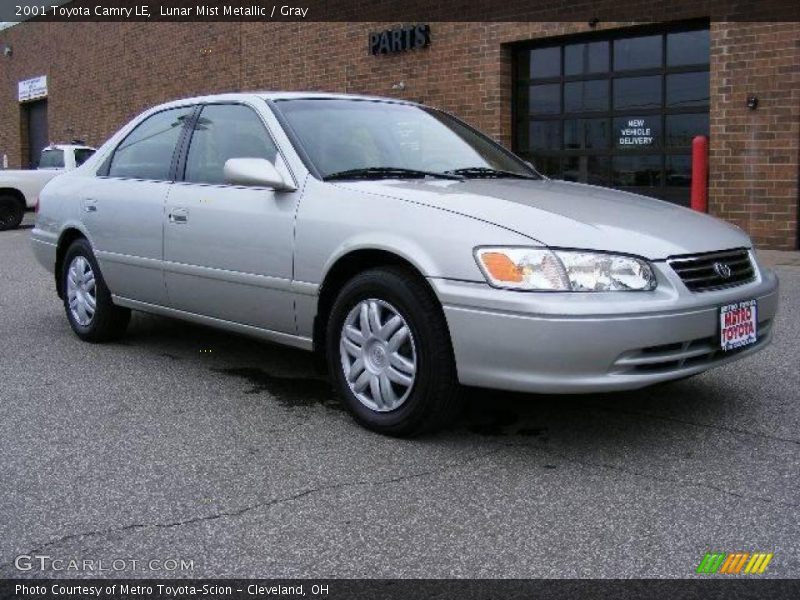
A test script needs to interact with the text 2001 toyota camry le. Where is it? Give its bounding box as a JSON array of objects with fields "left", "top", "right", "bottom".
[{"left": 32, "top": 93, "right": 779, "bottom": 435}]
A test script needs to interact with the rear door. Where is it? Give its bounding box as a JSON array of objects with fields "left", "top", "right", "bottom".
[
  {"left": 83, "top": 106, "right": 194, "bottom": 305},
  {"left": 163, "top": 102, "right": 299, "bottom": 333}
]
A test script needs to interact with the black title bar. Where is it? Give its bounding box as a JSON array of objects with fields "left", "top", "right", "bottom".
[
  {"left": 1, "top": 0, "right": 799, "bottom": 23},
  {"left": 2, "top": 579, "right": 800, "bottom": 600}
]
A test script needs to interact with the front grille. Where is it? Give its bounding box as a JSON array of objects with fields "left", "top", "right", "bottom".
[
  {"left": 668, "top": 248, "right": 755, "bottom": 292},
  {"left": 613, "top": 319, "right": 772, "bottom": 374}
]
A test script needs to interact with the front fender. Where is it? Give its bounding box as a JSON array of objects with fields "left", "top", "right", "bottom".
[{"left": 294, "top": 178, "right": 536, "bottom": 287}]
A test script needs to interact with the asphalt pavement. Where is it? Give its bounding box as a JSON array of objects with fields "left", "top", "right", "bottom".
[{"left": 1, "top": 213, "right": 798, "bottom": 579}]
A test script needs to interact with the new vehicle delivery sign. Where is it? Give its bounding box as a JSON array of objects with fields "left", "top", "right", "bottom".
[{"left": 619, "top": 118, "right": 654, "bottom": 146}]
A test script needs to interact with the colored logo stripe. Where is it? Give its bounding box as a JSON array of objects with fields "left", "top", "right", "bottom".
[
  {"left": 719, "top": 553, "right": 748, "bottom": 574},
  {"left": 697, "top": 553, "right": 726, "bottom": 574},
  {"left": 696, "top": 552, "right": 773, "bottom": 574},
  {"left": 745, "top": 553, "right": 773, "bottom": 574}
]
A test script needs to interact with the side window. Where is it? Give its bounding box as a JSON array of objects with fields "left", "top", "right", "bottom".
[
  {"left": 39, "top": 149, "right": 65, "bottom": 169},
  {"left": 184, "top": 104, "right": 278, "bottom": 185},
  {"left": 74, "top": 148, "right": 95, "bottom": 166},
  {"left": 108, "top": 107, "right": 192, "bottom": 180}
]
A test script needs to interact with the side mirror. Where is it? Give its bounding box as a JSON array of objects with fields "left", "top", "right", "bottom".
[{"left": 223, "top": 158, "right": 295, "bottom": 191}]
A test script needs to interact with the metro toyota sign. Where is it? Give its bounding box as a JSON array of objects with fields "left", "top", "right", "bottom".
[{"left": 369, "top": 24, "right": 431, "bottom": 55}]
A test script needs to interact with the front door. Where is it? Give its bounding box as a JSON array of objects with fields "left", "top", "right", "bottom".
[{"left": 163, "top": 102, "right": 298, "bottom": 334}]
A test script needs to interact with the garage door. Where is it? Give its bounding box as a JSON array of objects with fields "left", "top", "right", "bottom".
[{"left": 513, "top": 23, "right": 710, "bottom": 206}]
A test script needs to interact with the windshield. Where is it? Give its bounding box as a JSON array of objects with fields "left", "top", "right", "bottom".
[
  {"left": 38, "top": 149, "right": 65, "bottom": 169},
  {"left": 275, "top": 99, "right": 538, "bottom": 179}
]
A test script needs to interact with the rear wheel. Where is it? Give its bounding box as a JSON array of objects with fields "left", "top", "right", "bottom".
[
  {"left": 62, "top": 238, "right": 130, "bottom": 342},
  {"left": 326, "top": 267, "right": 459, "bottom": 436},
  {"left": 0, "top": 195, "right": 24, "bottom": 231}
]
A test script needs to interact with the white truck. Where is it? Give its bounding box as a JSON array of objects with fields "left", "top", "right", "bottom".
[{"left": 0, "top": 143, "right": 95, "bottom": 230}]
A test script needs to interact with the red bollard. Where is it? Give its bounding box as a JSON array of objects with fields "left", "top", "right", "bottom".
[{"left": 691, "top": 135, "right": 708, "bottom": 212}]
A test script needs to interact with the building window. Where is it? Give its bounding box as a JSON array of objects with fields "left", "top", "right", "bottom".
[{"left": 513, "top": 23, "right": 710, "bottom": 206}]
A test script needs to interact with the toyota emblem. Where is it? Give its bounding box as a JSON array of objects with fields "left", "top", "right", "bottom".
[{"left": 713, "top": 262, "right": 732, "bottom": 278}]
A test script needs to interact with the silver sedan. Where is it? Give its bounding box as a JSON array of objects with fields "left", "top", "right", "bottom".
[{"left": 32, "top": 93, "right": 779, "bottom": 435}]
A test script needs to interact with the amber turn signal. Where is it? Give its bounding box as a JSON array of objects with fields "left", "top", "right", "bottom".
[{"left": 479, "top": 252, "right": 523, "bottom": 283}]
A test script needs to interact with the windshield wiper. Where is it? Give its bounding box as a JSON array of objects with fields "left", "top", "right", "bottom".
[
  {"left": 324, "top": 167, "right": 463, "bottom": 181},
  {"left": 445, "top": 167, "right": 539, "bottom": 180}
]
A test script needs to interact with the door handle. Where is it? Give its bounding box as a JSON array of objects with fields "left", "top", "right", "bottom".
[
  {"left": 82, "top": 198, "right": 97, "bottom": 213},
  {"left": 169, "top": 208, "right": 189, "bottom": 224}
]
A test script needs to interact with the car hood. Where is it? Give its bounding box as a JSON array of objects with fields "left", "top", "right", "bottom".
[
  {"left": 333, "top": 178, "right": 751, "bottom": 259},
  {"left": 0, "top": 169, "right": 62, "bottom": 180}
]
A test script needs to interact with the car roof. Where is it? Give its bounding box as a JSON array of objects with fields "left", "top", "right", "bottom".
[
  {"left": 153, "top": 91, "right": 420, "bottom": 110},
  {"left": 45, "top": 144, "right": 95, "bottom": 151}
]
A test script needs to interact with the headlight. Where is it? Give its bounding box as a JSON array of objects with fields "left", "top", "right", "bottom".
[{"left": 475, "top": 247, "right": 657, "bottom": 292}]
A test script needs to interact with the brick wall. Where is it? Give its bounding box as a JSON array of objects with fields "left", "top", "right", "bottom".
[
  {"left": 708, "top": 22, "right": 800, "bottom": 250},
  {"left": 0, "top": 18, "right": 797, "bottom": 248}
]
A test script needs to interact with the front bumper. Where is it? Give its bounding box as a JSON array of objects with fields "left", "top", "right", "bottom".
[{"left": 431, "top": 255, "right": 779, "bottom": 394}]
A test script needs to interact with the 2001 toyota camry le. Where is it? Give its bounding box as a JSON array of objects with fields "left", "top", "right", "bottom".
[{"left": 32, "top": 92, "right": 779, "bottom": 435}]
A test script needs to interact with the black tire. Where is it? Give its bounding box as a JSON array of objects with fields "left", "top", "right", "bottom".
[
  {"left": 62, "top": 238, "right": 131, "bottom": 342},
  {"left": 0, "top": 194, "right": 24, "bottom": 231},
  {"left": 326, "top": 266, "right": 460, "bottom": 436}
]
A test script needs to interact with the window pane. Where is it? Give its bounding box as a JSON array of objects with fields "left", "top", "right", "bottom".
[
  {"left": 109, "top": 107, "right": 192, "bottom": 180},
  {"left": 665, "top": 113, "right": 709, "bottom": 147},
  {"left": 516, "top": 53, "right": 531, "bottom": 79},
  {"left": 614, "top": 35, "right": 662, "bottom": 71},
  {"left": 563, "top": 155, "right": 610, "bottom": 185},
  {"left": 666, "top": 72, "right": 709, "bottom": 108},
  {"left": 528, "top": 84, "right": 561, "bottom": 115},
  {"left": 185, "top": 104, "right": 278, "bottom": 185},
  {"left": 613, "top": 155, "right": 662, "bottom": 187},
  {"left": 666, "top": 155, "right": 692, "bottom": 186},
  {"left": 667, "top": 30, "right": 710, "bottom": 66},
  {"left": 530, "top": 47, "right": 561, "bottom": 79},
  {"left": 614, "top": 116, "right": 662, "bottom": 149},
  {"left": 614, "top": 76, "right": 662, "bottom": 110},
  {"left": 38, "top": 149, "right": 64, "bottom": 169},
  {"left": 564, "top": 79, "right": 609, "bottom": 112},
  {"left": 529, "top": 154, "right": 560, "bottom": 178},
  {"left": 565, "top": 41, "right": 609, "bottom": 76},
  {"left": 528, "top": 121, "right": 562, "bottom": 150},
  {"left": 74, "top": 148, "right": 95, "bottom": 166},
  {"left": 564, "top": 119, "right": 610, "bottom": 150}
]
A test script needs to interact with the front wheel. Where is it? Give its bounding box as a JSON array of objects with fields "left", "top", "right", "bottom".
[
  {"left": 326, "top": 267, "right": 459, "bottom": 436},
  {"left": 0, "top": 195, "right": 24, "bottom": 231},
  {"left": 62, "top": 238, "right": 130, "bottom": 342}
]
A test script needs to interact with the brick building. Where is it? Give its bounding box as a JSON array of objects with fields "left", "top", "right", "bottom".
[{"left": 0, "top": 11, "right": 798, "bottom": 248}]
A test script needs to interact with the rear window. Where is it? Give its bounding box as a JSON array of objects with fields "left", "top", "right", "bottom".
[{"left": 38, "top": 149, "right": 64, "bottom": 169}]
